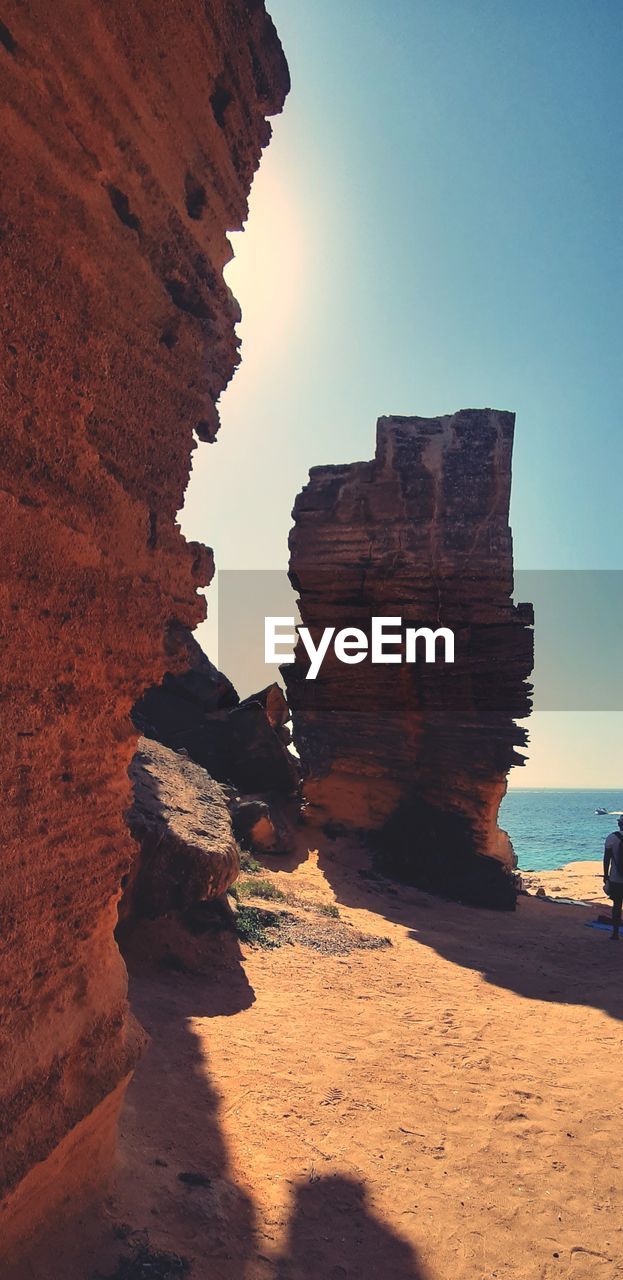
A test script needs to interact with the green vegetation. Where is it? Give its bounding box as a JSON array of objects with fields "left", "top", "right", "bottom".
[
  {"left": 237, "top": 877, "right": 286, "bottom": 903},
  {"left": 239, "top": 851, "right": 263, "bottom": 873},
  {"left": 234, "top": 904, "right": 283, "bottom": 948},
  {"left": 232, "top": 875, "right": 340, "bottom": 919},
  {"left": 314, "top": 901, "right": 340, "bottom": 918}
]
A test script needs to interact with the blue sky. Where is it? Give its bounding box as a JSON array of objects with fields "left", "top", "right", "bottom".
[{"left": 182, "top": 0, "right": 623, "bottom": 786}]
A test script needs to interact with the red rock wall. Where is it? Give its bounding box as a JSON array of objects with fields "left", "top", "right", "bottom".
[
  {"left": 0, "top": 0, "right": 288, "bottom": 1253},
  {"left": 285, "top": 412, "right": 534, "bottom": 909}
]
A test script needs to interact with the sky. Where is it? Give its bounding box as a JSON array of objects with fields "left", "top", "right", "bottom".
[{"left": 181, "top": 0, "right": 623, "bottom": 788}]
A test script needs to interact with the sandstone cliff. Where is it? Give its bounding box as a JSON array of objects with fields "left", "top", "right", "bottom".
[
  {"left": 0, "top": 0, "right": 288, "bottom": 1255},
  {"left": 285, "top": 411, "right": 534, "bottom": 909}
]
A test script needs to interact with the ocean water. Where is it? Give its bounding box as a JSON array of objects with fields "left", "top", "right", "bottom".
[{"left": 499, "top": 789, "right": 623, "bottom": 873}]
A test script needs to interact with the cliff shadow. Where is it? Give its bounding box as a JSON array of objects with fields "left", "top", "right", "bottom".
[
  {"left": 107, "top": 924, "right": 259, "bottom": 1279},
  {"left": 112, "top": 936, "right": 436, "bottom": 1280},
  {"left": 405, "top": 893, "right": 623, "bottom": 1021},
  {"left": 313, "top": 833, "right": 623, "bottom": 1023},
  {"left": 6, "top": 919, "right": 259, "bottom": 1280},
  {"left": 97, "top": 717, "right": 261, "bottom": 1274},
  {"left": 275, "top": 1174, "right": 431, "bottom": 1280}
]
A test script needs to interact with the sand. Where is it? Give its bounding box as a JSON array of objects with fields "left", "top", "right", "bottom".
[
  {"left": 521, "top": 860, "right": 608, "bottom": 908},
  {"left": 13, "top": 844, "right": 623, "bottom": 1280}
]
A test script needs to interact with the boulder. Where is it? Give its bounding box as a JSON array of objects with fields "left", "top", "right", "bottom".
[
  {"left": 132, "top": 623, "right": 240, "bottom": 747},
  {"left": 225, "top": 700, "right": 299, "bottom": 793},
  {"left": 123, "top": 738, "right": 240, "bottom": 919},
  {"left": 231, "top": 800, "right": 279, "bottom": 853},
  {"left": 133, "top": 628, "right": 299, "bottom": 795},
  {"left": 240, "top": 683, "right": 292, "bottom": 742}
]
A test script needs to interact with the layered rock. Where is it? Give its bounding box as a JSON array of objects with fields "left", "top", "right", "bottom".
[
  {"left": 122, "top": 738, "right": 240, "bottom": 919},
  {"left": 0, "top": 0, "right": 288, "bottom": 1257},
  {"left": 285, "top": 411, "right": 534, "bottom": 909}
]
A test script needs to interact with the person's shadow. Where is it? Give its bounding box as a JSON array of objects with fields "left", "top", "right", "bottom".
[{"left": 276, "top": 1174, "right": 431, "bottom": 1280}]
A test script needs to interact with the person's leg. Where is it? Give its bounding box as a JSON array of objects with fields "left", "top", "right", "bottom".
[{"left": 611, "top": 889, "right": 622, "bottom": 940}]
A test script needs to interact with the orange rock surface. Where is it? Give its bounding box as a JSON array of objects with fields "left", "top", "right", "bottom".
[
  {"left": 0, "top": 0, "right": 288, "bottom": 1257},
  {"left": 123, "top": 738, "right": 241, "bottom": 919},
  {"left": 286, "top": 412, "right": 534, "bottom": 908}
]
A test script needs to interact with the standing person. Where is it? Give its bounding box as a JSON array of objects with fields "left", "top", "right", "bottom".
[{"left": 603, "top": 816, "right": 623, "bottom": 940}]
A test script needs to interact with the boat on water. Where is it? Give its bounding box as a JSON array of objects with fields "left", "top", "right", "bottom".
[{"left": 595, "top": 807, "right": 608, "bottom": 815}]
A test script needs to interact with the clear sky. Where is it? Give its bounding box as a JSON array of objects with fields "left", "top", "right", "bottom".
[{"left": 181, "top": 0, "right": 623, "bottom": 788}]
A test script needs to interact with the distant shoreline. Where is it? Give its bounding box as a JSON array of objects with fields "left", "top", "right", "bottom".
[{"left": 508, "top": 786, "right": 621, "bottom": 793}]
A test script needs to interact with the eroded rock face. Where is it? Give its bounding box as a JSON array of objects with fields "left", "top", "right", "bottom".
[
  {"left": 132, "top": 623, "right": 240, "bottom": 753},
  {"left": 134, "top": 625, "right": 299, "bottom": 793},
  {"left": 232, "top": 799, "right": 280, "bottom": 852},
  {"left": 0, "top": 0, "right": 288, "bottom": 1254},
  {"left": 285, "top": 411, "right": 534, "bottom": 909},
  {"left": 122, "top": 738, "right": 240, "bottom": 919}
]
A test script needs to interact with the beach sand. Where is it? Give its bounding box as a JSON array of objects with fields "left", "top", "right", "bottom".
[
  {"left": 521, "top": 859, "right": 608, "bottom": 908},
  {"left": 14, "top": 842, "right": 623, "bottom": 1279}
]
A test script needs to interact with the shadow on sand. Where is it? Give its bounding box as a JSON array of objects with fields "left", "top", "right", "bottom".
[
  {"left": 18, "top": 825, "right": 616, "bottom": 1278},
  {"left": 99, "top": 910, "right": 434, "bottom": 1280},
  {"left": 275, "top": 1174, "right": 430, "bottom": 1280},
  {"left": 108, "top": 916, "right": 259, "bottom": 1278},
  {"left": 306, "top": 832, "right": 623, "bottom": 1023}
]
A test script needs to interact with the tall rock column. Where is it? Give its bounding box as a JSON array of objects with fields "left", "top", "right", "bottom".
[
  {"left": 0, "top": 0, "right": 288, "bottom": 1257},
  {"left": 285, "top": 411, "right": 533, "bottom": 909}
]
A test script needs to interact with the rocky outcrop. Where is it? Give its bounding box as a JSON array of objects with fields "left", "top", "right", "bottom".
[
  {"left": 285, "top": 411, "right": 534, "bottom": 909},
  {"left": 134, "top": 624, "right": 298, "bottom": 794},
  {"left": 232, "top": 798, "right": 281, "bottom": 852},
  {"left": 0, "top": 0, "right": 288, "bottom": 1257},
  {"left": 133, "top": 622, "right": 240, "bottom": 732},
  {"left": 225, "top": 695, "right": 299, "bottom": 793},
  {"left": 122, "top": 738, "right": 240, "bottom": 919}
]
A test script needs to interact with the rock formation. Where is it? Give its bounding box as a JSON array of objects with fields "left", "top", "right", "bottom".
[
  {"left": 285, "top": 411, "right": 534, "bottom": 909},
  {"left": 133, "top": 624, "right": 298, "bottom": 793},
  {"left": 232, "top": 798, "right": 281, "bottom": 852},
  {"left": 0, "top": 0, "right": 288, "bottom": 1258},
  {"left": 122, "top": 738, "right": 240, "bottom": 919}
]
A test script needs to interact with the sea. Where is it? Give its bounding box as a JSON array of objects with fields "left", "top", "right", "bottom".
[{"left": 499, "top": 789, "right": 623, "bottom": 873}]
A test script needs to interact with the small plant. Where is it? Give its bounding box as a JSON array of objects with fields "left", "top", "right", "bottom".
[
  {"left": 315, "top": 902, "right": 340, "bottom": 918},
  {"left": 234, "top": 904, "right": 283, "bottom": 948},
  {"left": 95, "top": 1237, "right": 190, "bottom": 1279},
  {"left": 240, "top": 851, "right": 262, "bottom": 873},
  {"left": 237, "top": 877, "right": 286, "bottom": 902},
  {"left": 281, "top": 892, "right": 340, "bottom": 918}
]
